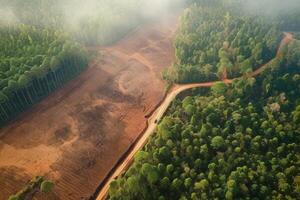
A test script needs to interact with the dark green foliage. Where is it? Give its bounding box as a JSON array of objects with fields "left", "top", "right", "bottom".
[
  {"left": 211, "top": 136, "right": 225, "bottom": 150},
  {"left": 0, "top": 24, "right": 88, "bottom": 125},
  {"left": 109, "top": 78, "right": 300, "bottom": 199},
  {"left": 166, "top": 1, "right": 281, "bottom": 83},
  {"left": 9, "top": 177, "right": 55, "bottom": 199},
  {"left": 211, "top": 82, "right": 228, "bottom": 96},
  {"left": 8, "top": 196, "right": 19, "bottom": 200},
  {"left": 40, "top": 180, "right": 54, "bottom": 193},
  {"left": 108, "top": 22, "right": 300, "bottom": 200},
  {"left": 8, "top": 176, "right": 44, "bottom": 200},
  {"left": 285, "top": 40, "right": 300, "bottom": 66}
]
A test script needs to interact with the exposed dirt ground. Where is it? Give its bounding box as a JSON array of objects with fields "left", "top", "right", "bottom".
[
  {"left": 95, "top": 31, "right": 294, "bottom": 200},
  {"left": 0, "top": 15, "right": 178, "bottom": 200}
]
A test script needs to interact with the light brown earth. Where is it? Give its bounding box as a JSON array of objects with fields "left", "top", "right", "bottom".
[
  {"left": 0, "top": 15, "right": 178, "bottom": 200},
  {"left": 96, "top": 32, "right": 294, "bottom": 200}
]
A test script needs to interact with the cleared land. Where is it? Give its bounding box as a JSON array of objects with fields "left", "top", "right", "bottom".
[
  {"left": 95, "top": 32, "right": 294, "bottom": 200},
  {"left": 0, "top": 15, "right": 178, "bottom": 200}
]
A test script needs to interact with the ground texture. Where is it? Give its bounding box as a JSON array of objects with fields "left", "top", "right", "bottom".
[{"left": 0, "top": 15, "right": 177, "bottom": 200}]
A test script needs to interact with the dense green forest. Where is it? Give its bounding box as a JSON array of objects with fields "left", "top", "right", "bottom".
[
  {"left": 108, "top": 1, "right": 300, "bottom": 199},
  {"left": 0, "top": 0, "right": 185, "bottom": 125},
  {"left": 163, "top": 0, "right": 299, "bottom": 83},
  {"left": 0, "top": 25, "right": 88, "bottom": 125},
  {"left": 108, "top": 36, "right": 300, "bottom": 200}
]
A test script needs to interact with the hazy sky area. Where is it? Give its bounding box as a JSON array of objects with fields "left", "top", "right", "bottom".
[
  {"left": 58, "top": 0, "right": 185, "bottom": 29},
  {"left": 0, "top": 0, "right": 298, "bottom": 42},
  {"left": 240, "top": 0, "right": 300, "bottom": 15},
  {"left": 0, "top": 7, "right": 17, "bottom": 23},
  {"left": 0, "top": 0, "right": 186, "bottom": 44},
  {"left": 0, "top": 0, "right": 185, "bottom": 25},
  {"left": 1, "top": 0, "right": 298, "bottom": 27}
]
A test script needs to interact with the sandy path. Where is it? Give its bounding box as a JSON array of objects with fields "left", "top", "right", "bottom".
[
  {"left": 95, "top": 32, "right": 294, "bottom": 200},
  {"left": 251, "top": 32, "right": 294, "bottom": 77},
  {"left": 0, "top": 15, "right": 178, "bottom": 200}
]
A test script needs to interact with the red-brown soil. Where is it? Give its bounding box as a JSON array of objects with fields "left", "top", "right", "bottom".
[
  {"left": 95, "top": 32, "right": 294, "bottom": 200},
  {"left": 0, "top": 15, "right": 178, "bottom": 200}
]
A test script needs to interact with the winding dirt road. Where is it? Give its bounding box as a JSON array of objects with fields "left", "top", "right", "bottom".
[{"left": 95, "top": 32, "right": 294, "bottom": 200}]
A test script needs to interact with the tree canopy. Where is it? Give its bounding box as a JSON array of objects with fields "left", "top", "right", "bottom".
[
  {"left": 108, "top": 1, "right": 300, "bottom": 199},
  {"left": 0, "top": 24, "right": 88, "bottom": 125}
]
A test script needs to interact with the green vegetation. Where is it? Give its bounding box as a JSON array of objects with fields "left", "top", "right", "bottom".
[
  {"left": 40, "top": 180, "right": 55, "bottom": 193},
  {"left": 164, "top": 0, "right": 293, "bottom": 83},
  {"left": 108, "top": 40, "right": 300, "bottom": 200},
  {"left": 0, "top": 25, "right": 88, "bottom": 125},
  {"left": 0, "top": 0, "right": 182, "bottom": 125},
  {"left": 108, "top": 1, "right": 300, "bottom": 199},
  {"left": 8, "top": 176, "right": 54, "bottom": 200}
]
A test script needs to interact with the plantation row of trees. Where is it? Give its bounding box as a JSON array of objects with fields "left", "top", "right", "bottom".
[
  {"left": 0, "top": 24, "right": 88, "bottom": 125},
  {"left": 108, "top": 36, "right": 300, "bottom": 199},
  {"left": 8, "top": 176, "right": 54, "bottom": 200},
  {"left": 0, "top": 0, "right": 173, "bottom": 125},
  {"left": 163, "top": 0, "right": 291, "bottom": 83}
]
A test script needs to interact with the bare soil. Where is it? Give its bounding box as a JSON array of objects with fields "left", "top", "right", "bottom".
[
  {"left": 0, "top": 15, "right": 178, "bottom": 200},
  {"left": 95, "top": 31, "right": 294, "bottom": 200}
]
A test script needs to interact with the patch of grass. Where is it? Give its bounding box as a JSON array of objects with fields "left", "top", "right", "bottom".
[
  {"left": 40, "top": 180, "right": 55, "bottom": 193},
  {"left": 8, "top": 176, "right": 54, "bottom": 200}
]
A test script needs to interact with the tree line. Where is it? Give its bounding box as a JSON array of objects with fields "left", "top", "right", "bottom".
[
  {"left": 108, "top": 35, "right": 300, "bottom": 200},
  {"left": 0, "top": 24, "right": 88, "bottom": 125},
  {"left": 163, "top": 0, "right": 292, "bottom": 84},
  {"left": 108, "top": 0, "right": 300, "bottom": 199}
]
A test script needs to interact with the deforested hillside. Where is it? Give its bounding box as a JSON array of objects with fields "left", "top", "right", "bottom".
[
  {"left": 1, "top": 0, "right": 300, "bottom": 200},
  {"left": 0, "top": 5, "right": 180, "bottom": 200},
  {"left": 108, "top": 30, "right": 300, "bottom": 200},
  {"left": 108, "top": 1, "right": 300, "bottom": 199},
  {"left": 0, "top": 0, "right": 184, "bottom": 199},
  {"left": 0, "top": 0, "right": 185, "bottom": 126}
]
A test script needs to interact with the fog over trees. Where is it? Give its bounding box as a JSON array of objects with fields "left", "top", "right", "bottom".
[
  {"left": 0, "top": 0, "right": 299, "bottom": 199},
  {"left": 108, "top": 1, "right": 300, "bottom": 199},
  {"left": 0, "top": 0, "right": 185, "bottom": 125}
]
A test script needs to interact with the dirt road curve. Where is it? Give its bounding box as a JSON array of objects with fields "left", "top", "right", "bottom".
[
  {"left": 0, "top": 15, "right": 178, "bottom": 199},
  {"left": 95, "top": 82, "right": 221, "bottom": 200},
  {"left": 95, "top": 32, "right": 294, "bottom": 200},
  {"left": 250, "top": 32, "right": 294, "bottom": 77}
]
